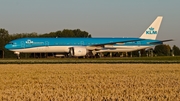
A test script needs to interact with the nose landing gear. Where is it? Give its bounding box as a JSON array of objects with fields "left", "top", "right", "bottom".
[{"left": 14, "top": 52, "right": 20, "bottom": 59}]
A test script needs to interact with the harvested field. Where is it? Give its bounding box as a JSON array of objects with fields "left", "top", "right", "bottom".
[{"left": 0, "top": 64, "right": 180, "bottom": 100}]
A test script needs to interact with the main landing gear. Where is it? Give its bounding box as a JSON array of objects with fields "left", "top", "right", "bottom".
[{"left": 85, "top": 51, "right": 100, "bottom": 58}]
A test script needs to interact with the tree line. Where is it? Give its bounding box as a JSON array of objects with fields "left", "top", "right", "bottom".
[{"left": 0, "top": 28, "right": 180, "bottom": 58}]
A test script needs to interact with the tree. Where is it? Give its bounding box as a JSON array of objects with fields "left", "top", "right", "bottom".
[
  {"left": 55, "top": 31, "right": 62, "bottom": 37},
  {"left": 73, "top": 29, "right": 91, "bottom": 37},
  {"left": 61, "top": 29, "right": 74, "bottom": 37},
  {"left": 154, "top": 44, "right": 171, "bottom": 56},
  {"left": 0, "top": 28, "right": 9, "bottom": 58},
  {"left": 172, "top": 45, "right": 180, "bottom": 56},
  {"left": 0, "top": 28, "right": 9, "bottom": 45},
  {"left": 38, "top": 29, "right": 91, "bottom": 38}
]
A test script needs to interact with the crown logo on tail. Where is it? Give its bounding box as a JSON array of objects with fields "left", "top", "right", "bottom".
[{"left": 149, "top": 27, "right": 154, "bottom": 31}]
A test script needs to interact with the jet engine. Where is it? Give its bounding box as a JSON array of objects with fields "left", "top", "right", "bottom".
[{"left": 69, "top": 47, "right": 88, "bottom": 57}]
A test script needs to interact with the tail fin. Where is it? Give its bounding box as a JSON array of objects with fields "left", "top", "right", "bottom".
[{"left": 140, "top": 16, "right": 163, "bottom": 40}]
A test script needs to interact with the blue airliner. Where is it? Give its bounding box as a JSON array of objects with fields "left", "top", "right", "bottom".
[{"left": 5, "top": 16, "right": 172, "bottom": 59}]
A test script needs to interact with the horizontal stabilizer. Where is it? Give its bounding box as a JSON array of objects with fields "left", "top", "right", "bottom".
[{"left": 149, "top": 39, "right": 173, "bottom": 44}]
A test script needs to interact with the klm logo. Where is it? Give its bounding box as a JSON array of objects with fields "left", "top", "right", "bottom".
[
  {"left": 26, "top": 39, "right": 33, "bottom": 44},
  {"left": 146, "top": 27, "right": 157, "bottom": 34}
]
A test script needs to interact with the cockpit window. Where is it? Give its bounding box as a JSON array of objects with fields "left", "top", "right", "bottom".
[{"left": 8, "top": 42, "right": 14, "bottom": 45}]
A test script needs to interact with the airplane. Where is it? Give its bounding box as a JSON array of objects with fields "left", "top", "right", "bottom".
[{"left": 5, "top": 16, "right": 172, "bottom": 59}]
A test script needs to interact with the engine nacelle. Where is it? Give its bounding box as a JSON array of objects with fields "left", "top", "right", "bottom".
[{"left": 69, "top": 47, "right": 88, "bottom": 57}]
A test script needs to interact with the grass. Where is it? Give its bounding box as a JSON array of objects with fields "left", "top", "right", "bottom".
[
  {"left": 0, "top": 64, "right": 180, "bottom": 100},
  {"left": 1, "top": 56, "right": 180, "bottom": 64},
  {"left": 1, "top": 56, "right": 180, "bottom": 60}
]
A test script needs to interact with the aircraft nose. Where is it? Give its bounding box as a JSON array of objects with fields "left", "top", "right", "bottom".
[{"left": 5, "top": 44, "right": 11, "bottom": 50}]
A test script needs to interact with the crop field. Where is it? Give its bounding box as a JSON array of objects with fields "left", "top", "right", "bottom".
[{"left": 0, "top": 64, "right": 180, "bottom": 100}]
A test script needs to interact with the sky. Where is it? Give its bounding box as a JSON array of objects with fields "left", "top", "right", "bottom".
[{"left": 0, "top": 0, "right": 180, "bottom": 47}]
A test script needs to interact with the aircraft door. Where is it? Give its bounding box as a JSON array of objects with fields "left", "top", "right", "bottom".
[
  {"left": 45, "top": 41, "right": 49, "bottom": 52},
  {"left": 21, "top": 41, "right": 25, "bottom": 48},
  {"left": 137, "top": 41, "right": 141, "bottom": 46},
  {"left": 81, "top": 41, "right": 84, "bottom": 46},
  {"left": 45, "top": 41, "right": 49, "bottom": 46}
]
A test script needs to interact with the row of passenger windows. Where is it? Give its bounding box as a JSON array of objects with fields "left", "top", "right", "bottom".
[
  {"left": 54, "top": 43, "right": 100, "bottom": 45},
  {"left": 53, "top": 43, "right": 142, "bottom": 45}
]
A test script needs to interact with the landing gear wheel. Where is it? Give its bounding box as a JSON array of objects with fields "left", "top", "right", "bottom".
[
  {"left": 17, "top": 56, "right": 20, "bottom": 59},
  {"left": 17, "top": 54, "right": 20, "bottom": 59}
]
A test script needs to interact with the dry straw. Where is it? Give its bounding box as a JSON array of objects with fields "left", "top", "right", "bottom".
[{"left": 0, "top": 64, "right": 180, "bottom": 100}]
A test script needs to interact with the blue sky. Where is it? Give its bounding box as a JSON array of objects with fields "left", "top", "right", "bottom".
[{"left": 0, "top": 0, "right": 180, "bottom": 47}]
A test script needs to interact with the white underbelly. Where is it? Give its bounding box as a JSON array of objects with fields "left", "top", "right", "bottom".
[{"left": 10, "top": 46, "right": 71, "bottom": 53}]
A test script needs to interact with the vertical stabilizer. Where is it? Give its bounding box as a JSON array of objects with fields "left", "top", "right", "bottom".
[{"left": 140, "top": 16, "right": 163, "bottom": 40}]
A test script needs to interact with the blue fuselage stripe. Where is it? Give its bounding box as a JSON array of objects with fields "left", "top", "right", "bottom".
[{"left": 5, "top": 37, "right": 162, "bottom": 50}]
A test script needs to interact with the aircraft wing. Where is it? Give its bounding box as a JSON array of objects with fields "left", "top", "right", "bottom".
[
  {"left": 149, "top": 39, "right": 173, "bottom": 44},
  {"left": 90, "top": 39, "right": 144, "bottom": 47}
]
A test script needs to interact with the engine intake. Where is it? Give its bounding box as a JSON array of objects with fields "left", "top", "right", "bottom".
[{"left": 69, "top": 47, "right": 87, "bottom": 57}]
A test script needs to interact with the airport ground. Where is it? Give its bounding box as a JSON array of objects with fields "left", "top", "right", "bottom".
[
  {"left": 0, "top": 64, "right": 180, "bottom": 100},
  {"left": 0, "top": 56, "right": 180, "bottom": 64}
]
